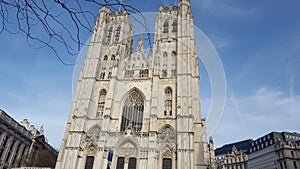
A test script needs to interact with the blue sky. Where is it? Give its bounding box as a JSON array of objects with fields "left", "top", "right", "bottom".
[{"left": 0, "top": 0, "right": 300, "bottom": 149}]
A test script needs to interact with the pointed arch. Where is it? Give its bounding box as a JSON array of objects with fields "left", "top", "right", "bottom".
[
  {"left": 97, "top": 89, "right": 107, "bottom": 117},
  {"left": 120, "top": 88, "right": 145, "bottom": 132},
  {"left": 114, "top": 25, "right": 121, "bottom": 42},
  {"left": 164, "top": 87, "right": 173, "bottom": 116},
  {"left": 86, "top": 125, "right": 101, "bottom": 142},
  {"left": 106, "top": 26, "right": 113, "bottom": 43},
  {"left": 163, "top": 20, "right": 169, "bottom": 33},
  {"left": 172, "top": 19, "right": 177, "bottom": 32},
  {"left": 84, "top": 144, "right": 96, "bottom": 169},
  {"left": 158, "top": 125, "right": 176, "bottom": 147}
]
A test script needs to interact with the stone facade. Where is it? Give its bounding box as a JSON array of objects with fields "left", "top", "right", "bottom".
[
  {"left": 0, "top": 109, "right": 58, "bottom": 169},
  {"left": 55, "top": 0, "right": 215, "bottom": 169},
  {"left": 215, "top": 140, "right": 252, "bottom": 169},
  {"left": 248, "top": 131, "right": 300, "bottom": 169}
]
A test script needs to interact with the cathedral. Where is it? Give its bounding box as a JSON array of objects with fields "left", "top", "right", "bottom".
[{"left": 55, "top": 0, "right": 216, "bottom": 168}]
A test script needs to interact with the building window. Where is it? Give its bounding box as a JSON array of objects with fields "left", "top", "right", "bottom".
[
  {"left": 116, "top": 157, "right": 124, "bottom": 169},
  {"left": 108, "top": 72, "right": 112, "bottom": 79},
  {"left": 291, "top": 151, "right": 295, "bottom": 157},
  {"left": 97, "top": 89, "right": 106, "bottom": 117},
  {"left": 171, "top": 69, "right": 176, "bottom": 76},
  {"left": 139, "top": 69, "right": 149, "bottom": 78},
  {"left": 120, "top": 90, "right": 144, "bottom": 132},
  {"left": 115, "top": 25, "right": 121, "bottom": 43},
  {"left": 125, "top": 70, "right": 134, "bottom": 78},
  {"left": 103, "top": 55, "right": 108, "bottom": 61},
  {"left": 100, "top": 72, "right": 105, "bottom": 79},
  {"left": 128, "top": 157, "right": 137, "bottom": 169},
  {"left": 130, "top": 70, "right": 134, "bottom": 78},
  {"left": 106, "top": 26, "right": 113, "bottom": 43},
  {"left": 111, "top": 55, "right": 115, "bottom": 60},
  {"left": 165, "top": 87, "right": 172, "bottom": 116},
  {"left": 294, "top": 161, "right": 298, "bottom": 169},
  {"left": 163, "top": 158, "right": 172, "bottom": 169},
  {"left": 162, "top": 69, "right": 167, "bottom": 77},
  {"left": 284, "top": 161, "right": 287, "bottom": 169},
  {"left": 163, "top": 21, "right": 169, "bottom": 33},
  {"left": 172, "top": 20, "right": 177, "bottom": 32},
  {"left": 125, "top": 70, "right": 130, "bottom": 78},
  {"left": 84, "top": 156, "right": 94, "bottom": 169}
]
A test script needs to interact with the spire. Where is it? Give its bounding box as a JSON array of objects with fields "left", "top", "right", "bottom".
[{"left": 136, "top": 33, "right": 144, "bottom": 52}]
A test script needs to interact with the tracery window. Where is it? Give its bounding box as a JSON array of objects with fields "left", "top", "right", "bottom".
[
  {"left": 165, "top": 87, "right": 172, "bottom": 116},
  {"left": 172, "top": 20, "right": 177, "bottom": 32},
  {"left": 139, "top": 69, "right": 149, "bottom": 78},
  {"left": 163, "top": 20, "right": 169, "bottom": 33},
  {"left": 97, "top": 89, "right": 106, "bottom": 117},
  {"left": 120, "top": 90, "right": 144, "bottom": 132},
  {"left": 106, "top": 26, "right": 113, "bottom": 43},
  {"left": 115, "top": 25, "right": 121, "bottom": 42}
]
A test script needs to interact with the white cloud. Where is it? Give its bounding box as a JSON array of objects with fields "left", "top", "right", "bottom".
[{"left": 210, "top": 87, "right": 300, "bottom": 147}]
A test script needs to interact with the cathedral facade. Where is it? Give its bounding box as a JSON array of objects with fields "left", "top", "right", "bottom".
[{"left": 55, "top": 0, "right": 215, "bottom": 169}]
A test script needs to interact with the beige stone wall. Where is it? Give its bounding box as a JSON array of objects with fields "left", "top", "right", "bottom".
[{"left": 55, "top": 1, "right": 215, "bottom": 169}]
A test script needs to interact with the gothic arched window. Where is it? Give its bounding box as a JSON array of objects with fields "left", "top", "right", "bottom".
[
  {"left": 115, "top": 25, "right": 121, "bottom": 43},
  {"left": 106, "top": 26, "right": 113, "bottom": 43},
  {"left": 163, "top": 20, "right": 169, "bottom": 33},
  {"left": 172, "top": 20, "right": 177, "bottom": 32},
  {"left": 97, "top": 89, "right": 107, "bottom": 117},
  {"left": 164, "top": 87, "right": 172, "bottom": 116},
  {"left": 120, "top": 90, "right": 144, "bottom": 132}
]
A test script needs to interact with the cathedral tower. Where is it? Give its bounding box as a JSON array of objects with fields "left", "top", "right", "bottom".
[{"left": 55, "top": 1, "right": 215, "bottom": 169}]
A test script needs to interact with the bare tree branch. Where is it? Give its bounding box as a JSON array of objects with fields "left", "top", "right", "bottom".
[{"left": 0, "top": 0, "right": 151, "bottom": 66}]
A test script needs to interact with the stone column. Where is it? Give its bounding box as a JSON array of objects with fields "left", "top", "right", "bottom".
[
  {"left": 14, "top": 143, "right": 25, "bottom": 167},
  {"left": 7, "top": 140, "right": 20, "bottom": 166},
  {"left": 0, "top": 136, "right": 13, "bottom": 164},
  {"left": 0, "top": 132, "right": 7, "bottom": 148}
]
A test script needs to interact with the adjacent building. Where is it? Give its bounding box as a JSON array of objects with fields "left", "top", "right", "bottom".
[
  {"left": 0, "top": 109, "right": 58, "bottom": 169},
  {"left": 55, "top": 0, "right": 216, "bottom": 169},
  {"left": 248, "top": 131, "right": 300, "bottom": 169},
  {"left": 215, "top": 139, "right": 252, "bottom": 169}
]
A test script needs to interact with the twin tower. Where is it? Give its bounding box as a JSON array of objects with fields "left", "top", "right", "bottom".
[{"left": 55, "top": 0, "right": 216, "bottom": 169}]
